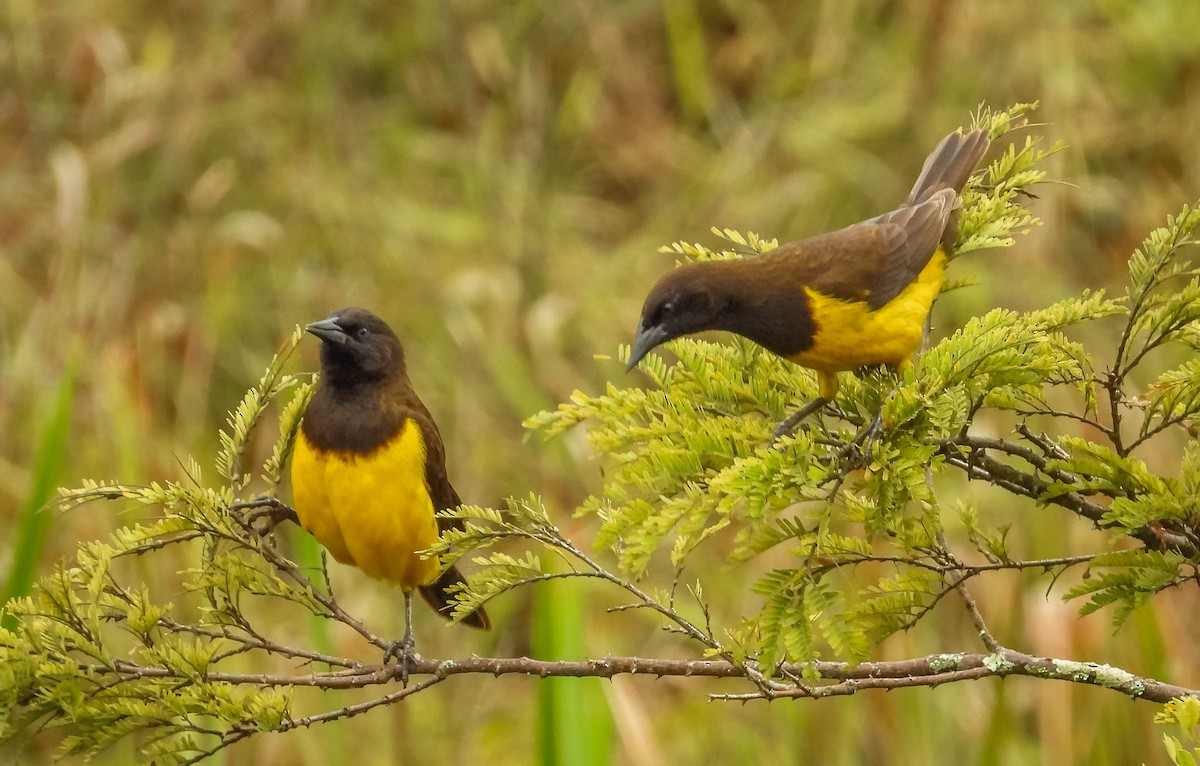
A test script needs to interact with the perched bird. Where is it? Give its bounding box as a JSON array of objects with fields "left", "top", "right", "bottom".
[
  {"left": 291, "top": 307, "right": 489, "bottom": 666},
  {"left": 627, "top": 128, "right": 991, "bottom": 438}
]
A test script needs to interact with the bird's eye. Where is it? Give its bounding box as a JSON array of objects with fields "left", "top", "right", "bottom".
[
  {"left": 662, "top": 301, "right": 676, "bottom": 315},
  {"left": 356, "top": 327, "right": 369, "bottom": 339}
]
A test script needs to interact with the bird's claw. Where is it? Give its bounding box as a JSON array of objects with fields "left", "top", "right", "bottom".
[
  {"left": 384, "top": 637, "right": 421, "bottom": 687},
  {"left": 835, "top": 411, "right": 884, "bottom": 467},
  {"left": 854, "top": 411, "right": 884, "bottom": 451}
]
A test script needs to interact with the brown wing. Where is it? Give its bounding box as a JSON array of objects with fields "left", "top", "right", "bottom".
[
  {"left": 758, "top": 128, "right": 988, "bottom": 310},
  {"left": 410, "top": 410, "right": 468, "bottom": 534},
  {"left": 764, "top": 188, "right": 956, "bottom": 310},
  {"left": 380, "top": 378, "right": 467, "bottom": 534},
  {"left": 407, "top": 399, "right": 491, "bottom": 629}
]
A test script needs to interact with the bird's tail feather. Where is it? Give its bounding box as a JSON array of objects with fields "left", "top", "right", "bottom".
[
  {"left": 906, "top": 128, "right": 991, "bottom": 205},
  {"left": 418, "top": 565, "right": 491, "bottom": 630}
]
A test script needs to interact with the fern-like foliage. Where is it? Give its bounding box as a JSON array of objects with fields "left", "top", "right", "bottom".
[
  {"left": 955, "top": 102, "right": 1055, "bottom": 259},
  {"left": 0, "top": 331, "right": 319, "bottom": 764},
  {"left": 1157, "top": 697, "right": 1200, "bottom": 766}
]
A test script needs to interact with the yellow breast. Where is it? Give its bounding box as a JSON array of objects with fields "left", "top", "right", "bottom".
[
  {"left": 790, "top": 248, "right": 946, "bottom": 373},
  {"left": 290, "top": 418, "right": 441, "bottom": 589}
]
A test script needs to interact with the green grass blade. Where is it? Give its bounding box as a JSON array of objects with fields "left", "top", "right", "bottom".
[
  {"left": 534, "top": 579, "right": 613, "bottom": 766},
  {"left": 662, "top": 0, "right": 713, "bottom": 122},
  {"left": 2, "top": 358, "right": 78, "bottom": 628}
]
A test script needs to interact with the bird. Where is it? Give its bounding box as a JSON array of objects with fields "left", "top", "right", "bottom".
[
  {"left": 627, "top": 128, "right": 991, "bottom": 439},
  {"left": 290, "top": 307, "right": 490, "bottom": 671}
]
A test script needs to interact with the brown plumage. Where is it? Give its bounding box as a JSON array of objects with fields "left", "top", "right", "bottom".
[{"left": 628, "top": 129, "right": 991, "bottom": 437}]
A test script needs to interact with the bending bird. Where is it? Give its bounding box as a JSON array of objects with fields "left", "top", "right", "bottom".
[
  {"left": 291, "top": 307, "right": 489, "bottom": 667},
  {"left": 627, "top": 129, "right": 991, "bottom": 437}
]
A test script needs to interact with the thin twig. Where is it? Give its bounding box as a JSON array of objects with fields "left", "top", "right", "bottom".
[{"left": 933, "top": 531, "right": 1001, "bottom": 653}]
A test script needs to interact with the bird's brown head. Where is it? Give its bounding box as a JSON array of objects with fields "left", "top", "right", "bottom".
[
  {"left": 306, "top": 307, "right": 406, "bottom": 387},
  {"left": 628, "top": 264, "right": 732, "bottom": 370},
  {"left": 628, "top": 259, "right": 816, "bottom": 369}
]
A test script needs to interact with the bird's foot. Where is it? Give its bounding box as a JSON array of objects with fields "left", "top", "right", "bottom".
[
  {"left": 836, "top": 411, "right": 884, "bottom": 467},
  {"left": 384, "top": 636, "right": 422, "bottom": 687},
  {"left": 235, "top": 495, "right": 297, "bottom": 536}
]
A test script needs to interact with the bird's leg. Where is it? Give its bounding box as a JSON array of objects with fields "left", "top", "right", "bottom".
[
  {"left": 839, "top": 362, "right": 909, "bottom": 464},
  {"left": 774, "top": 371, "right": 841, "bottom": 442},
  {"left": 384, "top": 589, "right": 422, "bottom": 686},
  {"left": 772, "top": 396, "right": 829, "bottom": 442}
]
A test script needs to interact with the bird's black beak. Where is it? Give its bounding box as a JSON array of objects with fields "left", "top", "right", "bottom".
[
  {"left": 627, "top": 321, "right": 668, "bottom": 371},
  {"left": 306, "top": 317, "right": 349, "bottom": 345}
]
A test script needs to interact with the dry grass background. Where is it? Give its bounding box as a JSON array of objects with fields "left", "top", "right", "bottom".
[{"left": 3, "top": 1, "right": 1200, "bottom": 763}]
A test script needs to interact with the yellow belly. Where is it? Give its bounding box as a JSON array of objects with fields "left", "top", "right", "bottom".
[
  {"left": 788, "top": 249, "right": 945, "bottom": 397},
  {"left": 290, "top": 419, "right": 440, "bottom": 589}
]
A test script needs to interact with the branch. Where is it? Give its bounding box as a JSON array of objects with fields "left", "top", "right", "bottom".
[
  {"left": 82, "top": 651, "right": 1197, "bottom": 705},
  {"left": 937, "top": 439, "right": 1199, "bottom": 557}
]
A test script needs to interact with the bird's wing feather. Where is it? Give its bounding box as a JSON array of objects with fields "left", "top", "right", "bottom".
[
  {"left": 410, "top": 412, "right": 467, "bottom": 533},
  {"left": 768, "top": 189, "right": 955, "bottom": 310}
]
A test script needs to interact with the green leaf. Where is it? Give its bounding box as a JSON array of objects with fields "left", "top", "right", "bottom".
[
  {"left": 1064, "top": 550, "right": 1184, "bottom": 627},
  {"left": 2, "top": 354, "right": 78, "bottom": 629}
]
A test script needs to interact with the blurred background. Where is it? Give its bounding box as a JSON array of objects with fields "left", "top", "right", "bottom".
[{"left": 3, "top": 0, "right": 1200, "bottom": 763}]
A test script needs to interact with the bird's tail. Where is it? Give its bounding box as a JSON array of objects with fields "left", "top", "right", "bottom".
[
  {"left": 418, "top": 565, "right": 491, "bottom": 630},
  {"left": 905, "top": 128, "right": 991, "bottom": 206}
]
